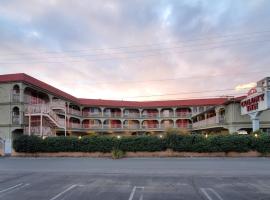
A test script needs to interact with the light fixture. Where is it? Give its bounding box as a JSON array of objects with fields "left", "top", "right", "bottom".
[
  {"left": 117, "top": 135, "right": 121, "bottom": 139},
  {"left": 159, "top": 134, "right": 163, "bottom": 138},
  {"left": 78, "top": 136, "right": 82, "bottom": 140},
  {"left": 205, "top": 134, "right": 208, "bottom": 138},
  {"left": 254, "top": 133, "right": 258, "bottom": 138}
]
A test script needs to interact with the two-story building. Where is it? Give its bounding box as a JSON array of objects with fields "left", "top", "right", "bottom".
[{"left": 0, "top": 73, "right": 269, "bottom": 154}]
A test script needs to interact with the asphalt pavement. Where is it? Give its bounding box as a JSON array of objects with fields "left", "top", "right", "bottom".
[{"left": 0, "top": 157, "right": 270, "bottom": 200}]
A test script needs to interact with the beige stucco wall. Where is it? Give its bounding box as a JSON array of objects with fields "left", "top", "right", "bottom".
[{"left": 225, "top": 103, "right": 251, "bottom": 123}]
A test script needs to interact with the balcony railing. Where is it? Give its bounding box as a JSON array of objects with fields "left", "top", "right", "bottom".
[
  {"left": 68, "top": 109, "right": 81, "bottom": 116},
  {"left": 123, "top": 113, "right": 140, "bottom": 118},
  {"left": 12, "top": 94, "right": 20, "bottom": 102},
  {"left": 192, "top": 116, "right": 225, "bottom": 129},
  {"left": 12, "top": 116, "right": 20, "bottom": 125},
  {"left": 123, "top": 124, "right": 140, "bottom": 129},
  {"left": 160, "top": 113, "right": 174, "bottom": 118},
  {"left": 176, "top": 112, "right": 192, "bottom": 118},
  {"left": 82, "top": 124, "right": 102, "bottom": 129},
  {"left": 104, "top": 112, "right": 122, "bottom": 118},
  {"left": 160, "top": 124, "right": 174, "bottom": 129},
  {"left": 142, "top": 113, "right": 159, "bottom": 118},
  {"left": 142, "top": 124, "right": 159, "bottom": 129},
  {"left": 103, "top": 124, "right": 122, "bottom": 129},
  {"left": 68, "top": 123, "right": 81, "bottom": 129},
  {"left": 83, "top": 112, "right": 102, "bottom": 117}
]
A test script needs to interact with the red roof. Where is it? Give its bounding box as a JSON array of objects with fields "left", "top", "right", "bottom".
[
  {"left": 0, "top": 73, "right": 77, "bottom": 102},
  {"left": 0, "top": 73, "right": 232, "bottom": 107},
  {"left": 78, "top": 98, "right": 228, "bottom": 107}
]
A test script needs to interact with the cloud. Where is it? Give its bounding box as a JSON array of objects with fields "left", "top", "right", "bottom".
[
  {"left": 0, "top": 0, "right": 269, "bottom": 100},
  {"left": 235, "top": 82, "right": 257, "bottom": 91}
]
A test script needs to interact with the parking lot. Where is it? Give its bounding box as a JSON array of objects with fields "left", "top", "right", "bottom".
[{"left": 0, "top": 157, "right": 270, "bottom": 200}]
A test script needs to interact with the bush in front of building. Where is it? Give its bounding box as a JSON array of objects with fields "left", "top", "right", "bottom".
[
  {"left": 115, "top": 136, "right": 167, "bottom": 152},
  {"left": 252, "top": 133, "right": 270, "bottom": 153},
  {"left": 111, "top": 148, "right": 125, "bottom": 159},
  {"left": 79, "top": 136, "right": 114, "bottom": 153},
  {"left": 13, "top": 135, "right": 44, "bottom": 153},
  {"left": 12, "top": 134, "right": 270, "bottom": 154},
  {"left": 166, "top": 134, "right": 255, "bottom": 153}
]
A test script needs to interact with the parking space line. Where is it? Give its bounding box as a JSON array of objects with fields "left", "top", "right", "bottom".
[
  {"left": 0, "top": 183, "right": 29, "bottom": 194},
  {"left": 200, "top": 188, "right": 223, "bottom": 200},
  {"left": 208, "top": 188, "right": 223, "bottom": 200},
  {"left": 128, "top": 186, "right": 144, "bottom": 200},
  {"left": 49, "top": 184, "right": 77, "bottom": 200}
]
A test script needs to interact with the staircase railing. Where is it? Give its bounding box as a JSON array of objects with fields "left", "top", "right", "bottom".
[{"left": 25, "top": 103, "right": 66, "bottom": 128}]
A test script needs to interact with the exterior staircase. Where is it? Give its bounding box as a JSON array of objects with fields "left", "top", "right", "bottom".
[{"left": 25, "top": 100, "right": 66, "bottom": 136}]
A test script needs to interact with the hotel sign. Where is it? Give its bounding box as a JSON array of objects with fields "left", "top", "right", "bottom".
[{"left": 241, "top": 88, "right": 270, "bottom": 115}]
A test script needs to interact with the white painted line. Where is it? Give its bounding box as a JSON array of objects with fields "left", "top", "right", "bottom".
[
  {"left": 49, "top": 185, "right": 77, "bottom": 200},
  {"left": 208, "top": 188, "right": 224, "bottom": 200},
  {"left": 200, "top": 188, "right": 213, "bottom": 200},
  {"left": 0, "top": 183, "right": 24, "bottom": 193},
  {"left": 128, "top": 186, "right": 137, "bottom": 200},
  {"left": 0, "top": 183, "right": 29, "bottom": 193},
  {"left": 128, "top": 186, "right": 144, "bottom": 200},
  {"left": 200, "top": 188, "right": 224, "bottom": 200}
]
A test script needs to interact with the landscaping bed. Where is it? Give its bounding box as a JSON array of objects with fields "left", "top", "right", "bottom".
[{"left": 12, "top": 134, "right": 270, "bottom": 158}]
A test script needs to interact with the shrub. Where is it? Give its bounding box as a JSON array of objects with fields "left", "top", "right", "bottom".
[
  {"left": 79, "top": 136, "right": 114, "bottom": 153},
  {"left": 116, "top": 136, "right": 166, "bottom": 152},
  {"left": 252, "top": 134, "right": 270, "bottom": 153},
  {"left": 112, "top": 149, "right": 125, "bottom": 159},
  {"left": 12, "top": 134, "right": 270, "bottom": 154}
]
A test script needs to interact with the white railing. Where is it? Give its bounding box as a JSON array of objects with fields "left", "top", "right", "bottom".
[
  {"left": 83, "top": 112, "right": 102, "bottom": 117},
  {"left": 51, "top": 99, "right": 66, "bottom": 108},
  {"left": 160, "top": 124, "right": 174, "bottom": 129},
  {"left": 69, "top": 108, "right": 81, "bottom": 116},
  {"left": 103, "top": 124, "right": 122, "bottom": 129},
  {"left": 68, "top": 123, "right": 81, "bottom": 129},
  {"left": 142, "top": 124, "right": 159, "bottom": 129},
  {"left": 12, "top": 94, "right": 20, "bottom": 102},
  {"left": 123, "top": 113, "right": 140, "bottom": 118},
  {"left": 104, "top": 112, "right": 122, "bottom": 118},
  {"left": 160, "top": 113, "right": 174, "bottom": 118},
  {"left": 176, "top": 112, "right": 192, "bottom": 118},
  {"left": 25, "top": 104, "right": 65, "bottom": 128},
  {"left": 12, "top": 116, "right": 20, "bottom": 125},
  {"left": 192, "top": 116, "right": 218, "bottom": 128},
  {"left": 82, "top": 124, "right": 102, "bottom": 129},
  {"left": 142, "top": 113, "right": 159, "bottom": 118},
  {"left": 124, "top": 124, "right": 140, "bottom": 129}
]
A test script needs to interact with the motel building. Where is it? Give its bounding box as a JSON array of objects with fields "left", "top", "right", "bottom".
[{"left": 0, "top": 73, "right": 270, "bottom": 155}]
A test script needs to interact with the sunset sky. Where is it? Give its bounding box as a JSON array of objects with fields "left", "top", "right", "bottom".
[{"left": 0, "top": 0, "right": 269, "bottom": 101}]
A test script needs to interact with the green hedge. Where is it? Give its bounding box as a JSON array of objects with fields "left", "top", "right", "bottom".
[{"left": 12, "top": 134, "right": 270, "bottom": 153}]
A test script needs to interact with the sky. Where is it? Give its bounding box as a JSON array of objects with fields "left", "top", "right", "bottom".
[{"left": 0, "top": 0, "right": 269, "bottom": 101}]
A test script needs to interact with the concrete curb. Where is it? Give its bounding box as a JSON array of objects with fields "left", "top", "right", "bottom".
[{"left": 11, "top": 150, "right": 270, "bottom": 158}]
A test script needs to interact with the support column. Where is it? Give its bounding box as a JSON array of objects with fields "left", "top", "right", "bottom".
[
  {"left": 215, "top": 107, "right": 220, "bottom": 124},
  {"left": 101, "top": 107, "right": 104, "bottom": 117},
  {"left": 173, "top": 119, "right": 176, "bottom": 128},
  {"left": 139, "top": 109, "right": 143, "bottom": 118},
  {"left": 20, "top": 87, "right": 24, "bottom": 103},
  {"left": 121, "top": 108, "right": 124, "bottom": 118},
  {"left": 252, "top": 118, "right": 260, "bottom": 131},
  {"left": 249, "top": 112, "right": 261, "bottom": 132},
  {"left": 28, "top": 115, "right": 31, "bottom": 136},
  {"left": 158, "top": 108, "right": 161, "bottom": 118},
  {"left": 40, "top": 114, "right": 43, "bottom": 136},
  {"left": 173, "top": 108, "right": 177, "bottom": 118}
]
